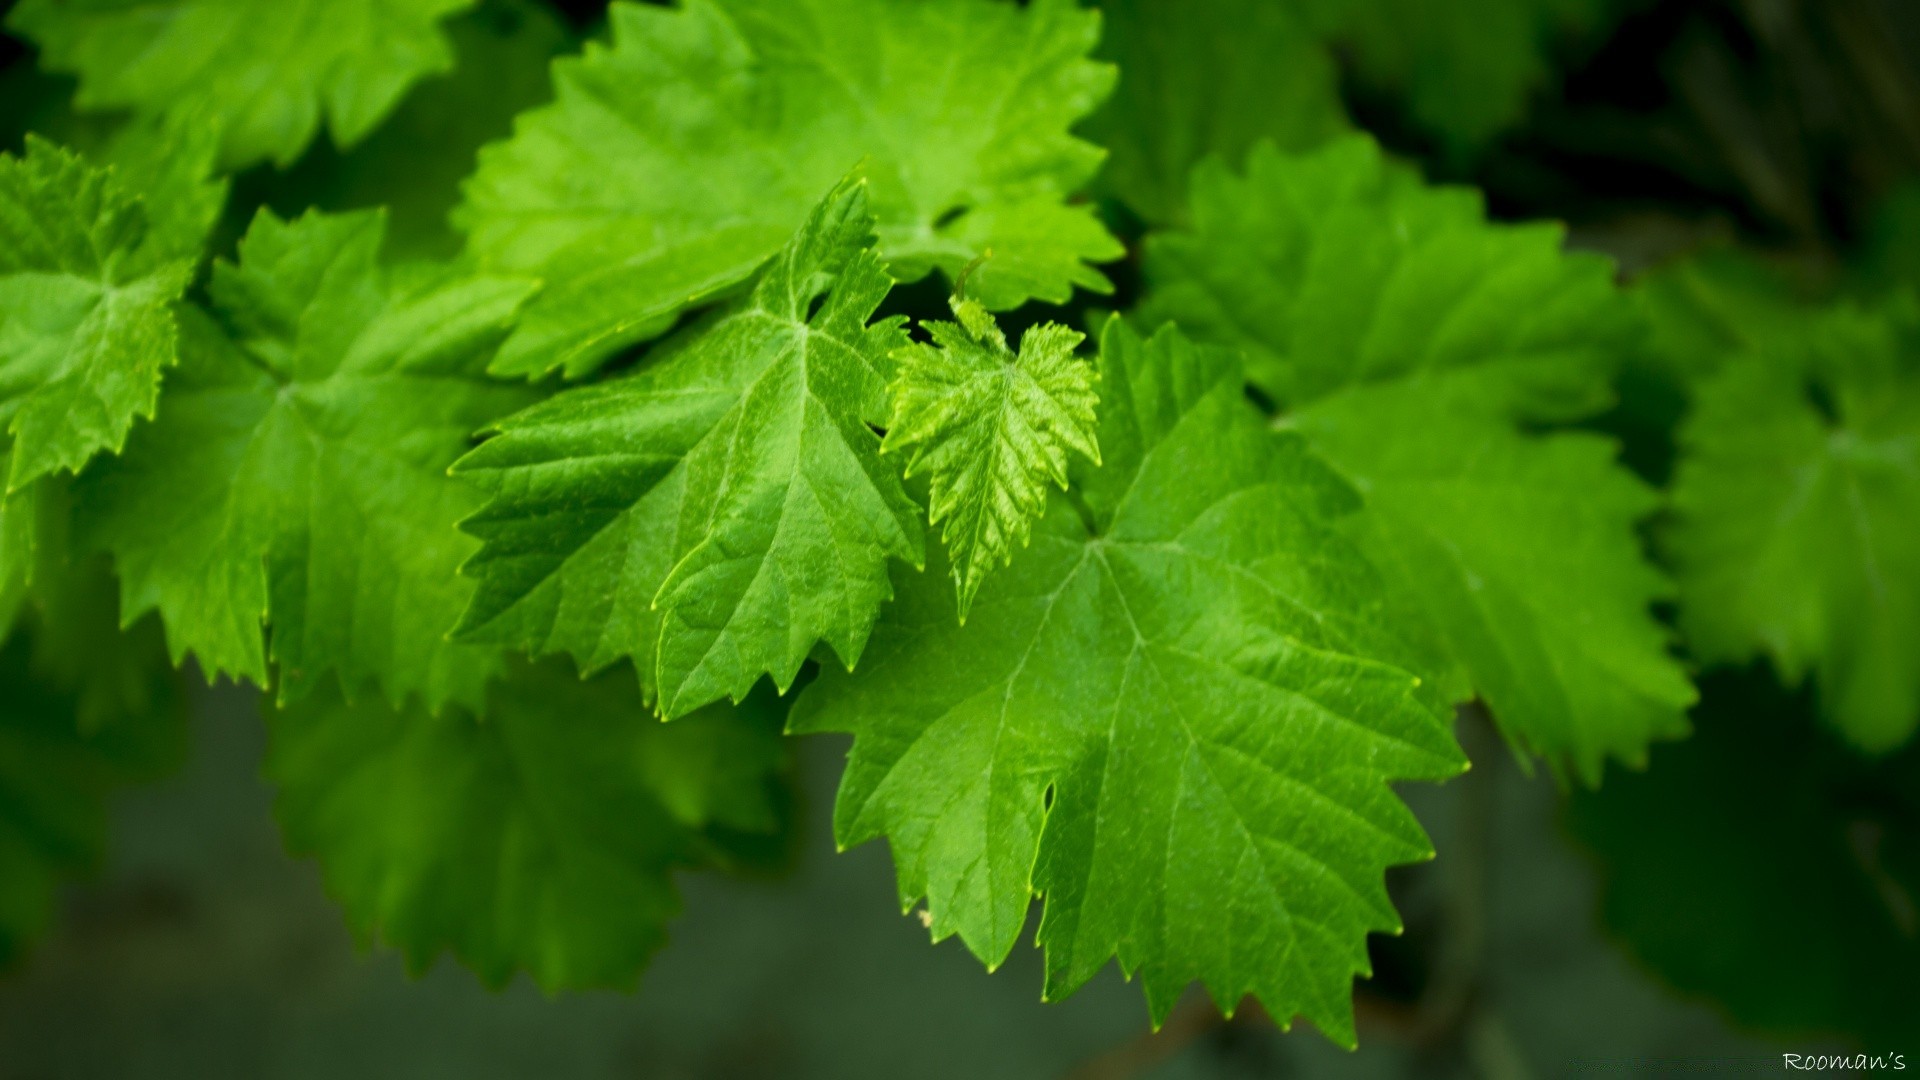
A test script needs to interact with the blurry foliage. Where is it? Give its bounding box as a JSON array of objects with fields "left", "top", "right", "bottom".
[
  {"left": 1, "top": 0, "right": 1919, "bottom": 1067},
  {"left": 1569, "top": 668, "right": 1920, "bottom": 1045}
]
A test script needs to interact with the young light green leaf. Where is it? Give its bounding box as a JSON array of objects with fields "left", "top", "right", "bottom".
[
  {"left": 0, "top": 137, "right": 194, "bottom": 492},
  {"left": 1141, "top": 136, "right": 1693, "bottom": 784},
  {"left": 457, "top": 0, "right": 1121, "bottom": 378},
  {"left": 77, "top": 209, "right": 537, "bottom": 710},
  {"left": 1670, "top": 299, "right": 1920, "bottom": 753},
  {"left": 454, "top": 180, "right": 922, "bottom": 718},
  {"left": 7, "top": 0, "right": 478, "bottom": 169},
  {"left": 883, "top": 295, "right": 1099, "bottom": 618},
  {"left": 266, "top": 659, "right": 789, "bottom": 991},
  {"left": 793, "top": 319, "right": 1465, "bottom": 1046}
]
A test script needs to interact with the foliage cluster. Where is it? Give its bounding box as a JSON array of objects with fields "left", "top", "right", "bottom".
[{"left": 1, "top": 0, "right": 1915, "bottom": 1049}]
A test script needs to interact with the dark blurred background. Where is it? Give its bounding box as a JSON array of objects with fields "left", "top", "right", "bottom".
[{"left": 0, "top": 683, "right": 1815, "bottom": 1079}]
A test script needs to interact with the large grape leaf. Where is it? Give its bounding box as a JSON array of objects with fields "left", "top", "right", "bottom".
[
  {"left": 1568, "top": 668, "right": 1920, "bottom": 1045},
  {"left": 0, "top": 598, "right": 187, "bottom": 969},
  {"left": 1669, "top": 298, "right": 1920, "bottom": 753},
  {"left": 77, "top": 209, "right": 537, "bottom": 710},
  {"left": 1084, "top": 0, "right": 1348, "bottom": 226},
  {"left": 266, "top": 658, "right": 789, "bottom": 991},
  {"left": 7, "top": 0, "right": 477, "bottom": 169},
  {"left": 792, "top": 319, "right": 1465, "bottom": 1046},
  {"left": 1140, "top": 136, "right": 1693, "bottom": 784},
  {"left": 454, "top": 180, "right": 921, "bottom": 718},
  {"left": 0, "top": 137, "right": 194, "bottom": 493},
  {"left": 456, "top": 0, "right": 1121, "bottom": 379},
  {"left": 883, "top": 296, "right": 1099, "bottom": 618}
]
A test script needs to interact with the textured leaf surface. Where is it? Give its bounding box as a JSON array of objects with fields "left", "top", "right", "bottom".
[
  {"left": 1141, "top": 137, "right": 1692, "bottom": 783},
  {"left": 0, "top": 138, "right": 194, "bottom": 492},
  {"left": 267, "top": 659, "right": 788, "bottom": 991},
  {"left": 455, "top": 182, "right": 921, "bottom": 717},
  {"left": 78, "top": 210, "right": 536, "bottom": 709},
  {"left": 0, "top": 609, "right": 186, "bottom": 969},
  {"left": 1670, "top": 299, "right": 1920, "bottom": 752},
  {"left": 8, "top": 0, "right": 477, "bottom": 168},
  {"left": 793, "top": 319, "right": 1464, "bottom": 1045},
  {"left": 457, "top": 0, "right": 1120, "bottom": 378},
  {"left": 1085, "top": 0, "right": 1348, "bottom": 225},
  {"left": 1569, "top": 669, "right": 1920, "bottom": 1045},
  {"left": 884, "top": 298, "right": 1098, "bottom": 617}
]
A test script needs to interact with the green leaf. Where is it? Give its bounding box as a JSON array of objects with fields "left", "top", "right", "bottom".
[
  {"left": 791, "top": 319, "right": 1464, "bottom": 1046},
  {"left": 1084, "top": 0, "right": 1349, "bottom": 225},
  {"left": 1140, "top": 136, "right": 1693, "bottom": 784},
  {"left": 883, "top": 296, "right": 1099, "bottom": 618},
  {"left": 266, "top": 658, "right": 789, "bottom": 991},
  {"left": 1669, "top": 298, "right": 1920, "bottom": 752},
  {"left": 0, "top": 605, "right": 187, "bottom": 969},
  {"left": 1568, "top": 668, "right": 1920, "bottom": 1045},
  {"left": 77, "top": 209, "right": 536, "bottom": 710},
  {"left": 1309, "top": 393, "right": 1692, "bottom": 782},
  {"left": 7, "top": 0, "right": 478, "bottom": 169},
  {"left": 0, "top": 137, "right": 194, "bottom": 492},
  {"left": 92, "top": 113, "right": 230, "bottom": 267},
  {"left": 456, "top": 0, "right": 1121, "bottom": 379},
  {"left": 1635, "top": 247, "right": 1821, "bottom": 387},
  {"left": 1306, "top": 0, "right": 1629, "bottom": 154},
  {"left": 455, "top": 180, "right": 922, "bottom": 718}
]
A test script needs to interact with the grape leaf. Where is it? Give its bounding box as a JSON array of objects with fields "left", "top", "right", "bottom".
[
  {"left": 1140, "top": 136, "right": 1693, "bottom": 784},
  {"left": 0, "top": 603, "right": 186, "bottom": 969},
  {"left": 1084, "top": 0, "right": 1348, "bottom": 225},
  {"left": 454, "top": 180, "right": 921, "bottom": 718},
  {"left": 0, "top": 137, "right": 194, "bottom": 492},
  {"left": 77, "top": 209, "right": 536, "bottom": 710},
  {"left": 1569, "top": 668, "right": 1920, "bottom": 1045},
  {"left": 7, "top": 0, "right": 478, "bottom": 169},
  {"left": 266, "top": 658, "right": 789, "bottom": 991},
  {"left": 1636, "top": 247, "right": 1821, "bottom": 386},
  {"left": 1306, "top": 0, "right": 1629, "bottom": 154},
  {"left": 1669, "top": 298, "right": 1920, "bottom": 752},
  {"left": 792, "top": 318, "right": 1465, "bottom": 1046},
  {"left": 883, "top": 296, "right": 1099, "bottom": 618},
  {"left": 456, "top": 0, "right": 1121, "bottom": 379}
]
